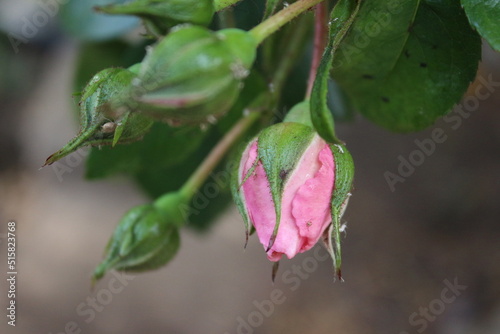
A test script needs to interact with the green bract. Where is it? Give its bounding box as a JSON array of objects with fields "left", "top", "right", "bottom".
[
  {"left": 44, "top": 68, "right": 154, "bottom": 166},
  {"left": 93, "top": 192, "right": 188, "bottom": 282},
  {"left": 326, "top": 142, "right": 354, "bottom": 279},
  {"left": 95, "top": 0, "right": 215, "bottom": 36},
  {"left": 114, "top": 25, "right": 257, "bottom": 125}
]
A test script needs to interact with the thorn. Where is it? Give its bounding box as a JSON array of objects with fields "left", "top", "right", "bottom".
[{"left": 272, "top": 261, "right": 280, "bottom": 283}]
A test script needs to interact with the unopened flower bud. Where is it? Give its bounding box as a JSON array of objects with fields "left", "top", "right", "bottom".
[
  {"left": 93, "top": 192, "right": 188, "bottom": 282},
  {"left": 95, "top": 0, "right": 215, "bottom": 35},
  {"left": 44, "top": 68, "right": 154, "bottom": 166},
  {"left": 232, "top": 102, "right": 354, "bottom": 279},
  {"left": 116, "top": 25, "right": 257, "bottom": 125}
]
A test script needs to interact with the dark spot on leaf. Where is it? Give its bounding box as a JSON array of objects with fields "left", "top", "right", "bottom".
[
  {"left": 279, "top": 169, "right": 289, "bottom": 180},
  {"left": 407, "top": 21, "right": 414, "bottom": 33},
  {"left": 381, "top": 97, "right": 390, "bottom": 103},
  {"left": 362, "top": 74, "right": 374, "bottom": 79},
  {"left": 420, "top": 62, "right": 427, "bottom": 68},
  {"left": 404, "top": 50, "right": 410, "bottom": 58},
  {"left": 432, "top": 44, "right": 438, "bottom": 49}
]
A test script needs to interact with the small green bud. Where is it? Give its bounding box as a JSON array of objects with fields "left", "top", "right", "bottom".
[
  {"left": 93, "top": 192, "right": 189, "bottom": 282},
  {"left": 115, "top": 25, "right": 257, "bottom": 125},
  {"left": 44, "top": 68, "right": 154, "bottom": 166},
  {"left": 95, "top": 0, "right": 215, "bottom": 36},
  {"left": 93, "top": 191, "right": 189, "bottom": 282}
]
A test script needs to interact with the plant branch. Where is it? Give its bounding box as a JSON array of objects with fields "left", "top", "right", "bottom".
[
  {"left": 179, "top": 111, "right": 260, "bottom": 199},
  {"left": 250, "top": 0, "right": 326, "bottom": 44},
  {"left": 306, "top": 1, "right": 329, "bottom": 98}
]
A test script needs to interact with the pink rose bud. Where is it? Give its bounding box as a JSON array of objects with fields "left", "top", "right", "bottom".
[{"left": 232, "top": 109, "right": 354, "bottom": 279}]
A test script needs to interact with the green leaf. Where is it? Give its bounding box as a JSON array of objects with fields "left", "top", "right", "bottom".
[
  {"left": 59, "top": 0, "right": 139, "bottom": 41},
  {"left": 327, "top": 79, "right": 356, "bottom": 121},
  {"left": 95, "top": 0, "right": 215, "bottom": 36},
  {"left": 332, "top": 0, "right": 481, "bottom": 132},
  {"left": 85, "top": 122, "right": 207, "bottom": 179},
  {"left": 462, "top": 0, "right": 500, "bottom": 51},
  {"left": 310, "top": 0, "right": 360, "bottom": 143}
]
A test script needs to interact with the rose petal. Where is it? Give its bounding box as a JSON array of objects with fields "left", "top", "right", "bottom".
[
  {"left": 240, "top": 135, "right": 335, "bottom": 262},
  {"left": 241, "top": 142, "right": 299, "bottom": 261},
  {"left": 292, "top": 144, "right": 334, "bottom": 252}
]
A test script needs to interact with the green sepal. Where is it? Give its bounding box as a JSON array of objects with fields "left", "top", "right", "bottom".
[
  {"left": 310, "top": 0, "right": 360, "bottom": 144},
  {"left": 112, "top": 111, "right": 128, "bottom": 146},
  {"left": 257, "top": 122, "right": 316, "bottom": 250},
  {"left": 95, "top": 0, "right": 215, "bottom": 36},
  {"left": 92, "top": 191, "right": 188, "bottom": 283},
  {"left": 44, "top": 68, "right": 153, "bottom": 166},
  {"left": 120, "top": 25, "right": 257, "bottom": 125},
  {"left": 231, "top": 137, "right": 256, "bottom": 247},
  {"left": 327, "top": 142, "right": 354, "bottom": 280}
]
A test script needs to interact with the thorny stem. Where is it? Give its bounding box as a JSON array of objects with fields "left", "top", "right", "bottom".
[
  {"left": 250, "top": 0, "right": 326, "bottom": 44},
  {"left": 306, "top": 1, "right": 329, "bottom": 98},
  {"left": 179, "top": 111, "right": 260, "bottom": 199}
]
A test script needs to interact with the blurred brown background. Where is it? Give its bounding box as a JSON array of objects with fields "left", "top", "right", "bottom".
[{"left": 1, "top": 2, "right": 500, "bottom": 334}]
